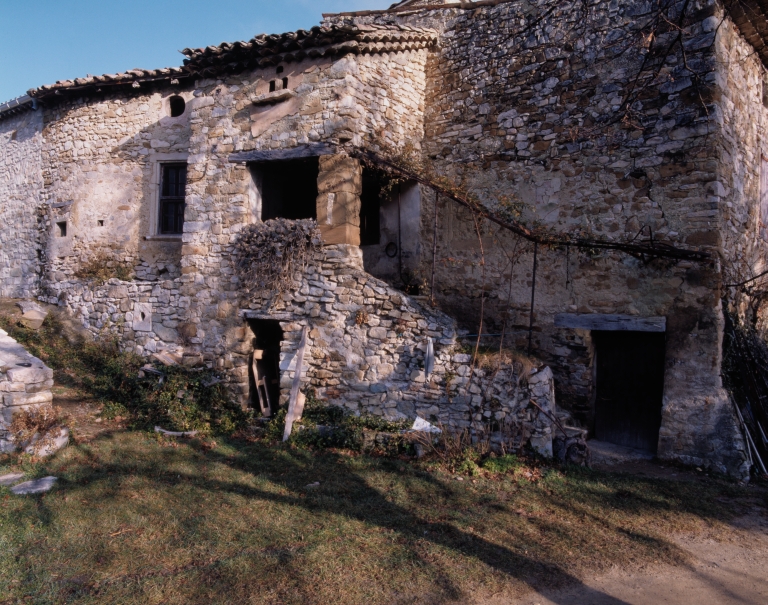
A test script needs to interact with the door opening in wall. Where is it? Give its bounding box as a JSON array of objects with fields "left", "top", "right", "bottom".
[
  {"left": 259, "top": 157, "right": 318, "bottom": 221},
  {"left": 360, "top": 167, "right": 383, "bottom": 246},
  {"left": 592, "top": 330, "right": 666, "bottom": 452},
  {"left": 247, "top": 319, "right": 284, "bottom": 417}
]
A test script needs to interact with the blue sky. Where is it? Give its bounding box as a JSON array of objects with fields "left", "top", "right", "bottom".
[{"left": 0, "top": 0, "right": 389, "bottom": 103}]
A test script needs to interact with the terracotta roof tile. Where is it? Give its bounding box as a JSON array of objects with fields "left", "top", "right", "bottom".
[
  {"left": 27, "top": 23, "right": 436, "bottom": 100},
  {"left": 181, "top": 24, "right": 438, "bottom": 76}
]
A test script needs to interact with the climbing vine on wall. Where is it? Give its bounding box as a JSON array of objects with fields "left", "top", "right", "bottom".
[{"left": 233, "top": 218, "right": 322, "bottom": 302}]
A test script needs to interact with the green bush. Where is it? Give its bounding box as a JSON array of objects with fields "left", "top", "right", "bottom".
[{"left": 481, "top": 454, "right": 521, "bottom": 474}]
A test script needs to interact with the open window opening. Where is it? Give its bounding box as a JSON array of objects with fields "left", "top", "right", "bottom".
[
  {"left": 360, "top": 177, "right": 421, "bottom": 294},
  {"left": 592, "top": 331, "right": 666, "bottom": 452},
  {"left": 159, "top": 163, "right": 187, "bottom": 234},
  {"left": 56, "top": 221, "right": 67, "bottom": 237},
  {"left": 258, "top": 157, "right": 318, "bottom": 221},
  {"left": 168, "top": 95, "right": 186, "bottom": 117},
  {"left": 247, "top": 319, "right": 284, "bottom": 417}
]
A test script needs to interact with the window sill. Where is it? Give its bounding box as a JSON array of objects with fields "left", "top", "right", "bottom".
[{"left": 144, "top": 235, "right": 183, "bottom": 242}]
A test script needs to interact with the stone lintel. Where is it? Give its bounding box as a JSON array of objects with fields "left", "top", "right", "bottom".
[
  {"left": 228, "top": 143, "right": 335, "bottom": 163},
  {"left": 554, "top": 313, "right": 666, "bottom": 333}
]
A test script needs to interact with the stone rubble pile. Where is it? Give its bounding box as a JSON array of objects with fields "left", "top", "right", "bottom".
[{"left": 0, "top": 327, "right": 60, "bottom": 454}]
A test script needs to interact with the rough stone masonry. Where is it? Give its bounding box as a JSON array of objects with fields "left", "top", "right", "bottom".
[{"left": 2, "top": 0, "right": 767, "bottom": 477}]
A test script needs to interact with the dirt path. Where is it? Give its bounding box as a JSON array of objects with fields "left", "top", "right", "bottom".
[{"left": 503, "top": 510, "right": 768, "bottom": 605}]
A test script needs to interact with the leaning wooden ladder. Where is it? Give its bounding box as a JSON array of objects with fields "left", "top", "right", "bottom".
[{"left": 251, "top": 349, "right": 272, "bottom": 417}]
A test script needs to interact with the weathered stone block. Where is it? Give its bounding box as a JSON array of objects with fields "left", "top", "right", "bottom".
[{"left": 2, "top": 391, "right": 53, "bottom": 407}]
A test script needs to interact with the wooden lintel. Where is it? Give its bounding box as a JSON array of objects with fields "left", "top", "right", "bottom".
[
  {"left": 229, "top": 143, "right": 336, "bottom": 163},
  {"left": 554, "top": 313, "right": 666, "bottom": 333}
]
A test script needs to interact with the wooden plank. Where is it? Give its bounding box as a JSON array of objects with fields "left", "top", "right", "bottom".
[
  {"left": 229, "top": 144, "right": 335, "bottom": 163},
  {"left": 283, "top": 326, "right": 310, "bottom": 441},
  {"left": 554, "top": 313, "right": 666, "bottom": 333}
]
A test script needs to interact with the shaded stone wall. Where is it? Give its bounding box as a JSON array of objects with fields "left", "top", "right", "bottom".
[
  {"left": 0, "top": 108, "right": 44, "bottom": 299},
  {"left": 714, "top": 12, "right": 768, "bottom": 329},
  {"left": 355, "top": 0, "right": 747, "bottom": 473}
]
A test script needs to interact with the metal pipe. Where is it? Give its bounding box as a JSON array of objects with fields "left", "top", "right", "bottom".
[
  {"left": 397, "top": 187, "right": 403, "bottom": 286},
  {"left": 528, "top": 242, "right": 538, "bottom": 356},
  {"left": 431, "top": 190, "right": 438, "bottom": 306}
]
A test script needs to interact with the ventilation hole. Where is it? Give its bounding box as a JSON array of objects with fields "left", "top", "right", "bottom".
[
  {"left": 56, "top": 221, "right": 67, "bottom": 237},
  {"left": 282, "top": 77, "right": 289, "bottom": 90},
  {"left": 169, "top": 95, "right": 186, "bottom": 117},
  {"left": 276, "top": 65, "right": 284, "bottom": 74},
  {"left": 97, "top": 219, "right": 104, "bottom": 227},
  {"left": 269, "top": 80, "right": 276, "bottom": 93},
  {"left": 140, "top": 312, "right": 146, "bottom": 321}
]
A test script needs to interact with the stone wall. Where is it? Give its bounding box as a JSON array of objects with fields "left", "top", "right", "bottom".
[
  {"left": 348, "top": 0, "right": 747, "bottom": 474},
  {"left": 714, "top": 11, "right": 768, "bottom": 329},
  {"left": 45, "top": 239, "right": 557, "bottom": 455},
  {"left": 241, "top": 243, "right": 557, "bottom": 454},
  {"left": 0, "top": 326, "right": 54, "bottom": 453},
  {"left": 0, "top": 108, "right": 44, "bottom": 299},
  {"left": 40, "top": 85, "right": 194, "bottom": 292}
]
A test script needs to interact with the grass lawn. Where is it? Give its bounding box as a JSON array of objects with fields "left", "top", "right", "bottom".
[{"left": 1, "top": 430, "right": 764, "bottom": 605}]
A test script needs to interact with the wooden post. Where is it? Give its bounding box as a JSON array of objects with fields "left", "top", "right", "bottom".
[
  {"left": 431, "top": 190, "right": 438, "bottom": 306},
  {"left": 528, "top": 243, "right": 538, "bottom": 357},
  {"left": 283, "top": 326, "right": 309, "bottom": 441}
]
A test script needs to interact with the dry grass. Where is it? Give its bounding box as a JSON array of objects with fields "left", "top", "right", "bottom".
[
  {"left": 8, "top": 405, "right": 68, "bottom": 455},
  {"left": 73, "top": 249, "right": 133, "bottom": 284},
  {"left": 0, "top": 431, "right": 764, "bottom": 605}
]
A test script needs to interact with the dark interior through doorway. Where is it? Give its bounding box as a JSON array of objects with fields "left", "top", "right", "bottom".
[
  {"left": 260, "top": 157, "right": 318, "bottom": 221},
  {"left": 247, "top": 319, "right": 284, "bottom": 417},
  {"left": 360, "top": 167, "right": 383, "bottom": 246},
  {"left": 592, "top": 330, "right": 666, "bottom": 452}
]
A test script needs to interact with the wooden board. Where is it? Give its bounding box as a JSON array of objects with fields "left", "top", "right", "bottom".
[
  {"left": 593, "top": 331, "right": 666, "bottom": 452},
  {"left": 283, "top": 326, "right": 310, "bottom": 442},
  {"left": 554, "top": 313, "right": 666, "bottom": 333}
]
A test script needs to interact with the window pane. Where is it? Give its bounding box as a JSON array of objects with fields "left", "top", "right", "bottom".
[
  {"left": 159, "top": 164, "right": 187, "bottom": 234},
  {"left": 160, "top": 201, "right": 185, "bottom": 234}
]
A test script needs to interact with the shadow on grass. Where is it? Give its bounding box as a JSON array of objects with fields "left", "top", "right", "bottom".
[{"left": 8, "top": 433, "right": 751, "bottom": 605}]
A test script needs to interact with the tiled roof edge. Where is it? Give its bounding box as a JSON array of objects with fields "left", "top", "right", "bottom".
[{"left": 0, "top": 95, "right": 36, "bottom": 121}]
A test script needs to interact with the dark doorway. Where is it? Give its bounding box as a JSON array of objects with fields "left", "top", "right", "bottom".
[
  {"left": 360, "top": 167, "right": 383, "bottom": 245},
  {"left": 247, "top": 319, "right": 284, "bottom": 417},
  {"left": 593, "top": 331, "right": 666, "bottom": 452},
  {"left": 260, "top": 158, "right": 318, "bottom": 221}
]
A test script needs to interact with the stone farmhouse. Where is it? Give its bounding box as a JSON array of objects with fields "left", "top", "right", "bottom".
[{"left": 2, "top": 0, "right": 768, "bottom": 476}]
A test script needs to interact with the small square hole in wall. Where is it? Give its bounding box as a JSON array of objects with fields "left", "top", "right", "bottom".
[
  {"left": 97, "top": 219, "right": 104, "bottom": 227},
  {"left": 56, "top": 221, "right": 67, "bottom": 237},
  {"left": 276, "top": 65, "right": 284, "bottom": 74}
]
